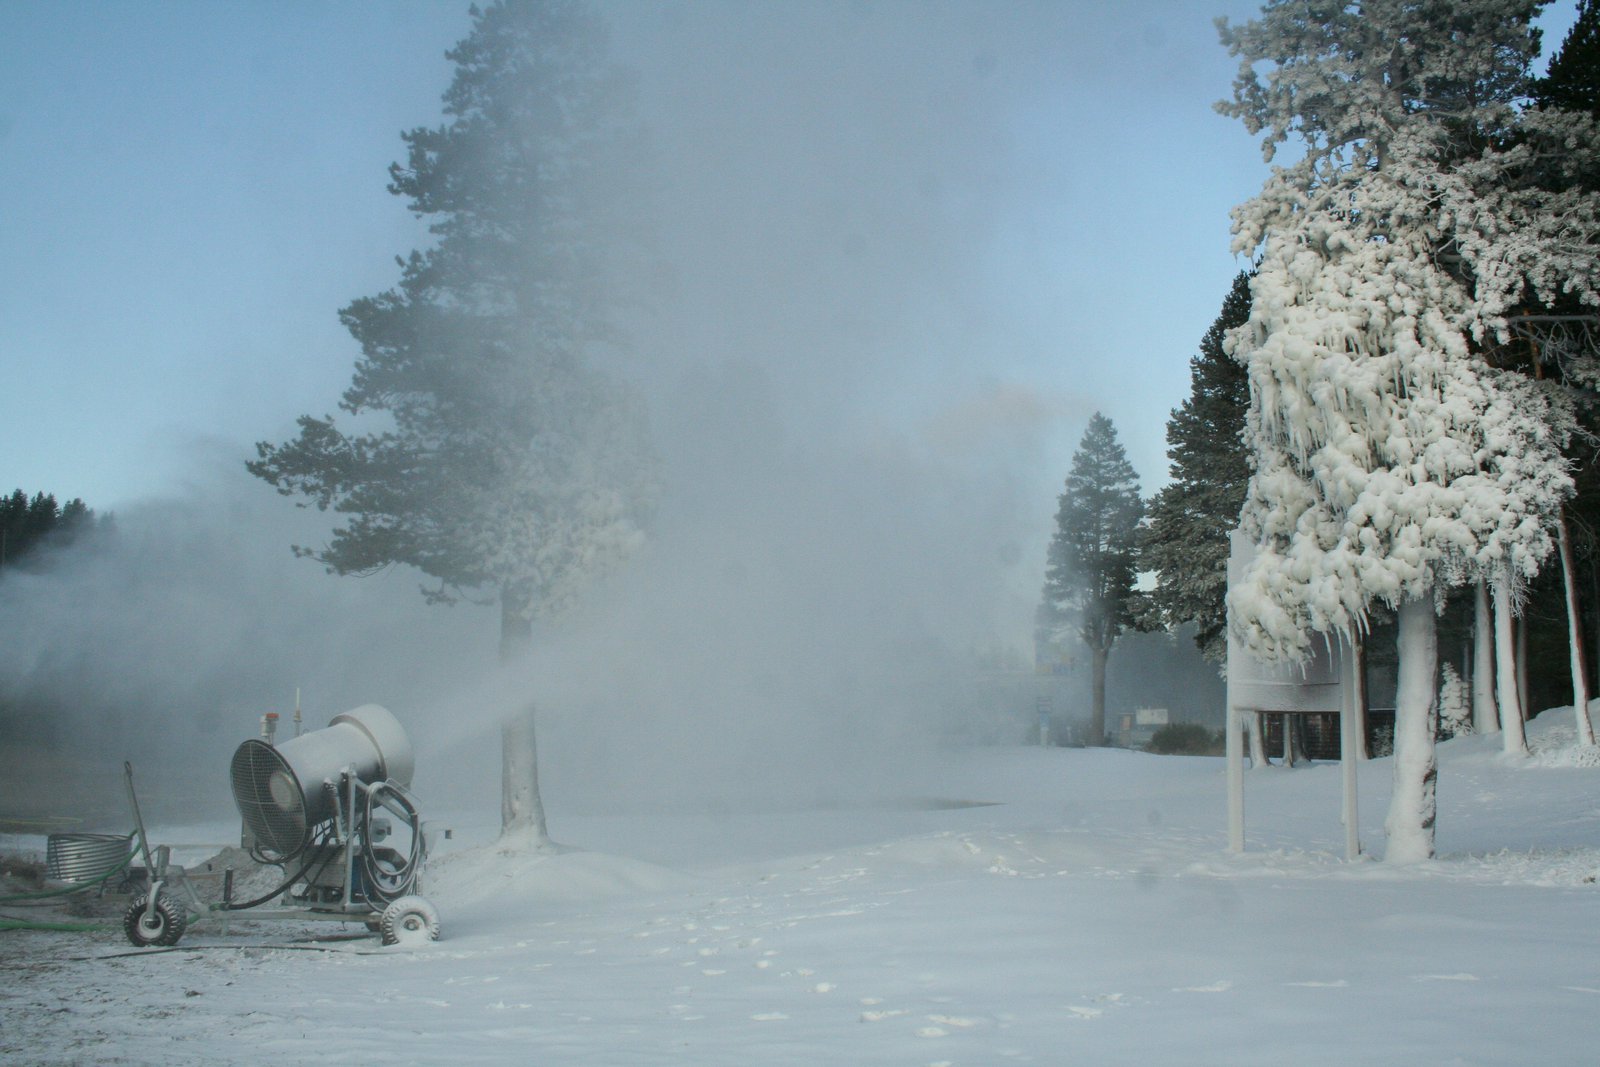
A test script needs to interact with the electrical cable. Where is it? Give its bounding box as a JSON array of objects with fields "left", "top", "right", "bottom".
[
  {"left": 0, "top": 917, "right": 118, "bottom": 933},
  {"left": 220, "top": 823, "right": 338, "bottom": 911}
]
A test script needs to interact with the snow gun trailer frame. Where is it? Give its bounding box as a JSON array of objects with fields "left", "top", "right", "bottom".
[{"left": 120, "top": 705, "right": 440, "bottom": 948}]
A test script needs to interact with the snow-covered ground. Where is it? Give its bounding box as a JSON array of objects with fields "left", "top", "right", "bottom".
[{"left": 5, "top": 715, "right": 1600, "bottom": 1065}]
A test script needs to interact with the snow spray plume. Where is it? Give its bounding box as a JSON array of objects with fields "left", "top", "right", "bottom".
[
  {"left": 412, "top": 401, "right": 1049, "bottom": 816},
  {"left": 409, "top": 0, "right": 1236, "bottom": 814},
  {"left": 0, "top": 458, "right": 493, "bottom": 825}
]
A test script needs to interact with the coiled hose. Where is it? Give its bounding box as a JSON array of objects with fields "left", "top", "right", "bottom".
[
  {"left": 359, "top": 781, "right": 424, "bottom": 905},
  {"left": 0, "top": 834, "right": 136, "bottom": 932}
]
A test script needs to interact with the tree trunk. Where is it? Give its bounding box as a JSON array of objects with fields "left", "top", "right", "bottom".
[
  {"left": 1384, "top": 594, "right": 1438, "bottom": 863},
  {"left": 1282, "top": 714, "right": 1307, "bottom": 766},
  {"left": 499, "top": 587, "right": 550, "bottom": 843},
  {"left": 1248, "top": 711, "right": 1267, "bottom": 767},
  {"left": 1559, "top": 516, "right": 1596, "bottom": 746},
  {"left": 1592, "top": 565, "right": 1600, "bottom": 697},
  {"left": 1516, "top": 612, "right": 1530, "bottom": 724},
  {"left": 1089, "top": 643, "right": 1108, "bottom": 746},
  {"left": 1350, "top": 637, "right": 1369, "bottom": 760},
  {"left": 1473, "top": 581, "right": 1498, "bottom": 734},
  {"left": 1494, "top": 580, "right": 1529, "bottom": 757}
]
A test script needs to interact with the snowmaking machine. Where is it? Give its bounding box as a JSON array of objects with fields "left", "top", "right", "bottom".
[{"left": 122, "top": 704, "right": 439, "bottom": 948}]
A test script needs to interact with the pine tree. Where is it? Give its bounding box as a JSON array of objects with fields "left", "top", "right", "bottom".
[
  {"left": 1531, "top": 0, "right": 1600, "bottom": 745},
  {"left": 1043, "top": 413, "right": 1143, "bottom": 747},
  {"left": 249, "top": 0, "right": 653, "bottom": 842},
  {"left": 1144, "top": 272, "right": 1252, "bottom": 662},
  {"left": 0, "top": 489, "right": 99, "bottom": 571},
  {"left": 1218, "top": 0, "right": 1585, "bottom": 861},
  {"left": 1537, "top": 0, "right": 1600, "bottom": 116}
]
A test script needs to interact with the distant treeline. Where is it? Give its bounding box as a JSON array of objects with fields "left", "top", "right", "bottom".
[{"left": 0, "top": 489, "right": 108, "bottom": 571}]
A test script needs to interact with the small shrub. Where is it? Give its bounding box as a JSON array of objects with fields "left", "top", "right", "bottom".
[
  {"left": 1369, "top": 721, "right": 1394, "bottom": 758},
  {"left": 1145, "top": 722, "right": 1223, "bottom": 756}
]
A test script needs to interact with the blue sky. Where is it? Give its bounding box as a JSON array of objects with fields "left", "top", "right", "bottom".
[{"left": 0, "top": 0, "right": 1581, "bottom": 515}]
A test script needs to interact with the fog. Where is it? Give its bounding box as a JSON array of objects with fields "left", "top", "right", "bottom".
[
  {"left": 0, "top": 1, "right": 1229, "bottom": 831},
  {"left": 0, "top": 462, "right": 496, "bottom": 822},
  {"left": 423, "top": 0, "right": 1116, "bottom": 815}
]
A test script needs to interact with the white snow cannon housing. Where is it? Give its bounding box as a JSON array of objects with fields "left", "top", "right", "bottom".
[
  {"left": 232, "top": 704, "right": 414, "bottom": 856},
  {"left": 223, "top": 704, "right": 438, "bottom": 943}
]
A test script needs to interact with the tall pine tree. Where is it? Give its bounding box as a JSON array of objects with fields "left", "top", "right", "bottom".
[
  {"left": 249, "top": 0, "right": 653, "bottom": 843},
  {"left": 1042, "top": 414, "right": 1143, "bottom": 747},
  {"left": 1524, "top": 0, "right": 1600, "bottom": 743},
  {"left": 1144, "top": 272, "right": 1252, "bottom": 663},
  {"left": 1537, "top": 0, "right": 1600, "bottom": 116},
  {"left": 1219, "top": 0, "right": 1588, "bottom": 859}
]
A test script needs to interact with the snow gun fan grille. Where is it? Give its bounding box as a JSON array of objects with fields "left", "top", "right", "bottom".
[{"left": 230, "top": 739, "right": 310, "bottom": 857}]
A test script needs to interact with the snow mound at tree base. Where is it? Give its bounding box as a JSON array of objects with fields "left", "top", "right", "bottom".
[{"left": 1525, "top": 714, "right": 1600, "bottom": 768}]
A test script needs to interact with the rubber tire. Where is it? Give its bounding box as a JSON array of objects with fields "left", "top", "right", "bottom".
[
  {"left": 379, "top": 895, "right": 440, "bottom": 946},
  {"left": 124, "top": 893, "right": 186, "bottom": 948}
]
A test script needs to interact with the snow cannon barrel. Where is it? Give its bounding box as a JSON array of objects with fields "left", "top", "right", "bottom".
[{"left": 229, "top": 704, "right": 414, "bottom": 856}]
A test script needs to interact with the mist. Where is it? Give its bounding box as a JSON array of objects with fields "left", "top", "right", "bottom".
[
  {"left": 0, "top": 1, "right": 1233, "bottom": 831},
  {"left": 418, "top": 0, "right": 1106, "bottom": 815},
  {"left": 0, "top": 463, "right": 495, "bottom": 823}
]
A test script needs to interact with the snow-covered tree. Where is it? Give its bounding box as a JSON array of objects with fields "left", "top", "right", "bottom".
[
  {"left": 249, "top": 0, "right": 653, "bottom": 843},
  {"left": 1439, "top": 661, "right": 1471, "bottom": 738},
  {"left": 1043, "top": 414, "right": 1143, "bottom": 747},
  {"left": 1531, "top": 2, "right": 1600, "bottom": 747},
  {"left": 1145, "top": 272, "right": 1252, "bottom": 662},
  {"left": 1218, "top": 0, "right": 1584, "bottom": 861}
]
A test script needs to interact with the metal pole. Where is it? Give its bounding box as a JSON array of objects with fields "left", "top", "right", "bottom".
[
  {"left": 123, "top": 762, "right": 159, "bottom": 877},
  {"left": 1226, "top": 701, "right": 1244, "bottom": 852}
]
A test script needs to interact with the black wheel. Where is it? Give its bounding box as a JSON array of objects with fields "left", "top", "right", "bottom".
[
  {"left": 123, "top": 893, "right": 186, "bottom": 947},
  {"left": 379, "top": 895, "right": 440, "bottom": 946}
]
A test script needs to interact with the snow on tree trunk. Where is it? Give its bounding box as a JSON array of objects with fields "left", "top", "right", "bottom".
[
  {"left": 1559, "top": 515, "right": 1597, "bottom": 746},
  {"left": 1248, "top": 711, "right": 1267, "bottom": 768},
  {"left": 499, "top": 587, "right": 550, "bottom": 844},
  {"left": 1473, "top": 582, "right": 1499, "bottom": 735},
  {"left": 1089, "top": 644, "right": 1108, "bottom": 747},
  {"left": 1384, "top": 595, "right": 1438, "bottom": 864},
  {"left": 1516, "top": 616, "right": 1531, "bottom": 729},
  {"left": 1351, "top": 637, "right": 1368, "bottom": 760},
  {"left": 500, "top": 710, "right": 549, "bottom": 844},
  {"left": 1494, "top": 580, "right": 1529, "bottom": 757}
]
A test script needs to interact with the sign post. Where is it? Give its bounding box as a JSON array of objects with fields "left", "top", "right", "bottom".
[{"left": 1225, "top": 530, "right": 1361, "bottom": 860}]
